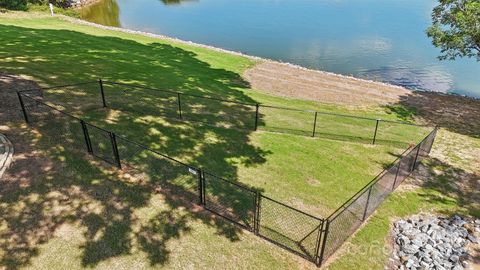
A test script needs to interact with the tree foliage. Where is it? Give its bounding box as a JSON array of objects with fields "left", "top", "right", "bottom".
[
  {"left": 0, "top": 0, "right": 71, "bottom": 10},
  {"left": 0, "top": 0, "right": 27, "bottom": 10},
  {"left": 426, "top": 0, "right": 480, "bottom": 61}
]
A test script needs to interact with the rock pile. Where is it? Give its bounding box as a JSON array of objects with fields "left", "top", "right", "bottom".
[{"left": 391, "top": 215, "right": 479, "bottom": 270}]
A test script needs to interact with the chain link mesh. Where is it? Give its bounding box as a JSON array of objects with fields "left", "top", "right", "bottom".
[
  {"left": 258, "top": 106, "right": 316, "bottom": 136},
  {"left": 203, "top": 172, "right": 256, "bottom": 229},
  {"left": 19, "top": 87, "right": 439, "bottom": 267},
  {"left": 21, "top": 94, "right": 86, "bottom": 153},
  {"left": 180, "top": 95, "right": 257, "bottom": 130},
  {"left": 321, "top": 129, "right": 437, "bottom": 263},
  {"left": 115, "top": 135, "right": 199, "bottom": 203},
  {"left": 376, "top": 121, "right": 431, "bottom": 147},
  {"left": 102, "top": 82, "right": 179, "bottom": 118},
  {"left": 83, "top": 123, "right": 116, "bottom": 164},
  {"left": 314, "top": 113, "right": 377, "bottom": 143},
  {"left": 365, "top": 164, "right": 398, "bottom": 216},
  {"left": 322, "top": 187, "right": 370, "bottom": 258},
  {"left": 258, "top": 196, "right": 323, "bottom": 260}
]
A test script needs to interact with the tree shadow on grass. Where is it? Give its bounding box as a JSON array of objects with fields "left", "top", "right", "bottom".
[
  {"left": 0, "top": 24, "right": 253, "bottom": 104},
  {"left": 411, "top": 157, "right": 480, "bottom": 218},
  {"left": 384, "top": 91, "right": 480, "bottom": 139},
  {"left": 0, "top": 24, "right": 268, "bottom": 268}
]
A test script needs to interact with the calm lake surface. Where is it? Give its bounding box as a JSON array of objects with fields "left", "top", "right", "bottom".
[{"left": 81, "top": 0, "right": 480, "bottom": 98}]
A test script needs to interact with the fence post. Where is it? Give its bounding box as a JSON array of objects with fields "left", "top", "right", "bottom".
[
  {"left": 411, "top": 145, "right": 421, "bottom": 172},
  {"left": 314, "top": 220, "right": 324, "bottom": 266},
  {"left": 197, "top": 168, "right": 205, "bottom": 205},
  {"left": 254, "top": 191, "right": 261, "bottom": 235},
  {"left": 177, "top": 93, "right": 183, "bottom": 119},
  {"left": 362, "top": 187, "right": 373, "bottom": 221},
  {"left": 17, "top": 92, "right": 30, "bottom": 124},
  {"left": 99, "top": 79, "right": 107, "bottom": 108},
  {"left": 109, "top": 132, "right": 122, "bottom": 169},
  {"left": 372, "top": 119, "right": 380, "bottom": 145},
  {"left": 317, "top": 219, "right": 330, "bottom": 267},
  {"left": 254, "top": 103, "right": 260, "bottom": 131},
  {"left": 312, "top": 112, "right": 318, "bottom": 137},
  {"left": 392, "top": 161, "right": 402, "bottom": 191},
  {"left": 426, "top": 127, "right": 439, "bottom": 154},
  {"left": 80, "top": 120, "right": 93, "bottom": 154}
]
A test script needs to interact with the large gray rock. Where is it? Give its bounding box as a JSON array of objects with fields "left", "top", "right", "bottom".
[{"left": 390, "top": 215, "right": 479, "bottom": 270}]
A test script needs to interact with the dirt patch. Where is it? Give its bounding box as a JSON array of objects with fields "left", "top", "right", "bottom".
[
  {"left": 0, "top": 73, "right": 52, "bottom": 190},
  {"left": 244, "top": 61, "right": 411, "bottom": 107}
]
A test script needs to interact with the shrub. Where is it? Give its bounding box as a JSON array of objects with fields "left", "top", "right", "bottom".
[
  {"left": 0, "top": 0, "right": 73, "bottom": 10},
  {"left": 0, "top": 0, "right": 28, "bottom": 10}
]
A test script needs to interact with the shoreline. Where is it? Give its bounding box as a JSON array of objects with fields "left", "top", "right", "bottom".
[{"left": 64, "top": 15, "right": 480, "bottom": 103}]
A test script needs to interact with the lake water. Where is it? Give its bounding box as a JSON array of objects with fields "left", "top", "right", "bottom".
[{"left": 81, "top": 0, "right": 480, "bottom": 98}]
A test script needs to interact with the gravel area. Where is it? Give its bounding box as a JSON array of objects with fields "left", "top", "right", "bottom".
[{"left": 390, "top": 215, "right": 479, "bottom": 270}]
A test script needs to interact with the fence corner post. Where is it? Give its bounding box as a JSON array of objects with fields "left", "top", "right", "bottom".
[
  {"left": 254, "top": 103, "right": 260, "bottom": 131},
  {"left": 109, "top": 132, "right": 121, "bottom": 169},
  {"left": 99, "top": 79, "right": 107, "bottom": 108},
  {"left": 316, "top": 219, "right": 330, "bottom": 267},
  {"left": 372, "top": 119, "right": 380, "bottom": 145},
  {"left": 17, "top": 91, "right": 30, "bottom": 124}
]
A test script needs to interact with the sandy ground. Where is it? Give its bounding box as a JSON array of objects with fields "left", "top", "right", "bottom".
[{"left": 244, "top": 61, "right": 411, "bottom": 106}]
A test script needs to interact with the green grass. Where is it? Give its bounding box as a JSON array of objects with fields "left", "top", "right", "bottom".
[
  {"left": 0, "top": 14, "right": 430, "bottom": 217},
  {"left": 325, "top": 131, "right": 480, "bottom": 269},
  {"left": 0, "top": 123, "right": 322, "bottom": 270},
  {"left": 0, "top": 12, "right": 455, "bottom": 270}
]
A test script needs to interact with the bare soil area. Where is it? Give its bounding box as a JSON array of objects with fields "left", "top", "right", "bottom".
[{"left": 244, "top": 61, "right": 411, "bottom": 106}]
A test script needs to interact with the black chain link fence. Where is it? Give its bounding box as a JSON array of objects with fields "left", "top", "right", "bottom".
[
  {"left": 319, "top": 128, "right": 438, "bottom": 263},
  {"left": 17, "top": 83, "right": 438, "bottom": 267},
  {"left": 203, "top": 172, "right": 257, "bottom": 230},
  {"left": 33, "top": 79, "right": 430, "bottom": 146},
  {"left": 257, "top": 195, "right": 324, "bottom": 261}
]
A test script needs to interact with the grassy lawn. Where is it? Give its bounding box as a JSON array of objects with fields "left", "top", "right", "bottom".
[
  {"left": 0, "top": 14, "right": 430, "bottom": 217},
  {"left": 1, "top": 12, "right": 473, "bottom": 270},
  {"left": 1, "top": 122, "right": 321, "bottom": 270},
  {"left": 325, "top": 129, "right": 479, "bottom": 269}
]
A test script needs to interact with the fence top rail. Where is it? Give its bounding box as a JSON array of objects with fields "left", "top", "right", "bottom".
[
  {"left": 260, "top": 194, "right": 324, "bottom": 221},
  {"left": 102, "top": 80, "right": 258, "bottom": 107},
  {"left": 326, "top": 127, "right": 437, "bottom": 221},
  {"left": 18, "top": 81, "right": 99, "bottom": 93}
]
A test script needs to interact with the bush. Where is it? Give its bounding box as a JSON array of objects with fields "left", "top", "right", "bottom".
[
  {"left": 28, "top": 0, "right": 72, "bottom": 8},
  {"left": 0, "top": 0, "right": 73, "bottom": 10},
  {"left": 0, "top": 0, "right": 28, "bottom": 10}
]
